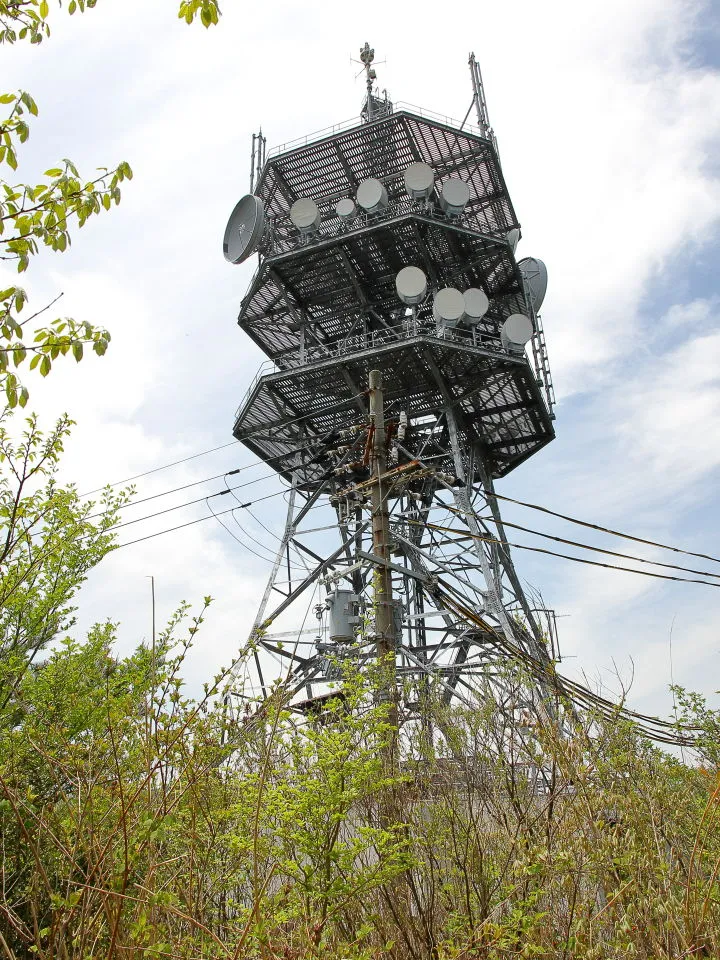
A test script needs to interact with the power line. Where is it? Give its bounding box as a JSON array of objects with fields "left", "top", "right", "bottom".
[
  {"left": 421, "top": 520, "right": 720, "bottom": 590},
  {"left": 206, "top": 498, "right": 290, "bottom": 568},
  {"left": 468, "top": 512, "right": 720, "bottom": 582},
  {"left": 110, "top": 475, "right": 720, "bottom": 591},
  {"left": 114, "top": 489, "right": 298, "bottom": 549},
  {"left": 110, "top": 484, "right": 289, "bottom": 536},
  {"left": 222, "top": 500, "right": 309, "bottom": 572},
  {"left": 489, "top": 491, "right": 720, "bottom": 567},
  {"left": 435, "top": 579, "right": 699, "bottom": 747},
  {"left": 80, "top": 441, "right": 238, "bottom": 497},
  {"left": 115, "top": 504, "right": 241, "bottom": 549},
  {"left": 85, "top": 465, "right": 276, "bottom": 521},
  {"left": 80, "top": 395, "right": 365, "bottom": 498}
]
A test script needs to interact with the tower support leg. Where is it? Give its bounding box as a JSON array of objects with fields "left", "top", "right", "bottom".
[{"left": 446, "top": 408, "right": 515, "bottom": 644}]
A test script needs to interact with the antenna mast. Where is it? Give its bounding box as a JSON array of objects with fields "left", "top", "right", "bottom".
[
  {"left": 249, "top": 129, "right": 266, "bottom": 193},
  {"left": 360, "top": 42, "right": 376, "bottom": 121},
  {"left": 468, "top": 52, "right": 499, "bottom": 155},
  {"left": 358, "top": 42, "right": 392, "bottom": 123}
]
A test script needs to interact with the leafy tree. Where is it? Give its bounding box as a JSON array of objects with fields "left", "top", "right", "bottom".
[
  {"left": 0, "top": 0, "right": 222, "bottom": 744},
  {"left": 0, "top": 412, "right": 128, "bottom": 703},
  {"left": 0, "top": 0, "right": 224, "bottom": 674},
  {"left": 0, "top": 0, "right": 221, "bottom": 408}
]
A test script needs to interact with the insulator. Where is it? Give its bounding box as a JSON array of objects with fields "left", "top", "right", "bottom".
[{"left": 397, "top": 410, "right": 408, "bottom": 441}]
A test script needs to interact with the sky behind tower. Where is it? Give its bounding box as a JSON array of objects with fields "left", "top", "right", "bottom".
[{"left": 3, "top": 0, "right": 720, "bottom": 719}]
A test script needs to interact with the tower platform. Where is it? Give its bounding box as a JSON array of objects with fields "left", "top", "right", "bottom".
[{"left": 233, "top": 327, "right": 553, "bottom": 489}]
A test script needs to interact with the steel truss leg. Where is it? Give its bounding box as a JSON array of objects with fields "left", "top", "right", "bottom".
[
  {"left": 245, "top": 484, "right": 297, "bottom": 698},
  {"left": 446, "top": 408, "right": 516, "bottom": 644}
]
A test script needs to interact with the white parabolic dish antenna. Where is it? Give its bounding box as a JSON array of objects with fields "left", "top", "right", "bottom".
[
  {"left": 439, "top": 177, "right": 470, "bottom": 216},
  {"left": 433, "top": 287, "right": 466, "bottom": 326},
  {"left": 356, "top": 178, "right": 389, "bottom": 213},
  {"left": 463, "top": 287, "right": 489, "bottom": 320},
  {"left": 396, "top": 266, "right": 427, "bottom": 305},
  {"left": 223, "top": 194, "right": 266, "bottom": 264},
  {"left": 335, "top": 197, "right": 357, "bottom": 220},
  {"left": 404, "top": 162, "right": 434, "bottom": 200},
  {"left": 501, "top": 313, "right": 534, "bottom": 353},
  {"left": 290, "top": 197, "right": 321, "bottom": 234},
  {"left": 518, "top": 257, "right": 548, "bottom": 312}
]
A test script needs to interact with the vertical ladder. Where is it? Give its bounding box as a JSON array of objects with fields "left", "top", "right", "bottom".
[{"left": 531, "top": 314, "right": 556, "bottom": 420}]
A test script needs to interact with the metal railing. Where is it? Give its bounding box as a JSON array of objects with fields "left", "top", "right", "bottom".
[
  {"left": 234, "top": 321, "right": 506, "bottom": 422},
  {"left": 235, "top": 319, "right": 555, "bottom": 427},
  {"left": 267, "top": 103, "right": 483, "bottom": 158}
]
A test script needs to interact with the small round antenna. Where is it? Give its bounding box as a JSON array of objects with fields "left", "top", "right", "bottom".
[
  {"left": 396, "top": 266, "right": 427, "bottom": 305},
  {"left": 518, "top": 257, "right": 548, "bottom": 312},
  {"left": 335, "top": 197, "right": 357, "bottom": 221},
  {"left": 506, "top": 228, "right": 520, "bottom": 253},
  {"left": 433, "top": 287, "right": 466, "bottom": 327},
  {"left": 404, "top": 162, "right": 434, "bottom": 200},
  {"left": 439, "top": 178, "right": 470, "bottom": 217},
  {"left": 357, "top": 178, "right": 389, "bottom": 213},
  {"left": 463, "top": 287, "right": 489, "bottom": 321},
  {"left": 290, "top": 197, "right": 321, "bottom": 235},
  {"left": 501, "top": 313, "right": 534, "bottom": 354},
  {"left": 223, "top": 194, "right": 266, "bottom": 264}
]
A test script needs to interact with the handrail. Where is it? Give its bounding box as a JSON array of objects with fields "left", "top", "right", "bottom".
[
  {"left": 234, "top": 322, "right": 507, "bottom": 422},
  {"left": 267, "top": 103, "right": 484, "bottom": 158}
]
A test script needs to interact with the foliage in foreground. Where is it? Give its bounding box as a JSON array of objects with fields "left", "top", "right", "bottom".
[
  {"left": 0, "top": 0, "right": 221, "bottom": 408},
  {"left": 1, "top": 618, "right": 719, "bottom": 960}
]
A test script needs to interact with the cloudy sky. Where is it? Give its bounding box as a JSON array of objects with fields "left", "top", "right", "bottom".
[{"left": 4, "top": 0, "right": 720, "bottom": 719}]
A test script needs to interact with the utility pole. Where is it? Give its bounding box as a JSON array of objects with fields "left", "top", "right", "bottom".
[
  {"left": 368, "top": 369, "right": 398, "bottom": 748},
  {"left": 369, "top": 369, "right": 395, "bottom": 654}
]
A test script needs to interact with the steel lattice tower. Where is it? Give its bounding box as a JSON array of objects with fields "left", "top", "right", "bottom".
[{"left": 223, "top": 48, "right": 560, "bottom": 723}]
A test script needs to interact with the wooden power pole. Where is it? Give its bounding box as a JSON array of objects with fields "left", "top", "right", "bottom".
[
  {"left": 369, "top": 369, "right": 395, "bottom": 652},
  {"left": 368, "top": 370, "right": 398, "bottom": 745}
]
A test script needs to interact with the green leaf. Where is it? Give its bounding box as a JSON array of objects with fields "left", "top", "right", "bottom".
[
  {"left": 39, "top": 0, "right": 49, "bottom": 17},
  {"left": 44, "top": 168, "right": 63, "bottom": 177}
]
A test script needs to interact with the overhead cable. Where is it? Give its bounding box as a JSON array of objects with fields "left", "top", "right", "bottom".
[
  {"left": 116, "top": 504, "right": 241, "bottom": 549},
  {"left": 84, "top": 467, "right": 277, "bottom": 522},
  {"left": 80, "top": 394, "right": 364, "bottom": 497},
  {"left": 469, "top": 512, "right": 720, "bottom": 582},
  {"left": 488, "top": 491, "right": 720, "bottom": 566},
  {"left": 421, "top": 521, "right": 720, "bottom": 590},
  {"left": 109, "top": 484, "right": 287, "bottom": 535},
  {"left": 434, "top": 579, "right": 699, "bottom": 747},
  {"left": 80, "top": 441, "right": 238, "bottom": 496}
]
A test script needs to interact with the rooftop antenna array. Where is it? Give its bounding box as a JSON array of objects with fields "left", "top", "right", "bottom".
[
  {"left": 222, "top": 47, "right": 560, "bottom": 763},
  {"left": 356, "top": 42, "right": 392, "bottom": 123},
  {"left": 249, "top": 129, "right": 266, "bottom": 194},
  {"left": 464, "top": 52, "right": 499, "bottom": 160}
]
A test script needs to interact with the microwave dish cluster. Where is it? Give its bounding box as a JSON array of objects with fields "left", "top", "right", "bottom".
[
  {"left": 223, "top": 155, "right": 549, "bottom": 364},
  {"left": 223, "top": 164, "right": 477, "bottom": 264}
]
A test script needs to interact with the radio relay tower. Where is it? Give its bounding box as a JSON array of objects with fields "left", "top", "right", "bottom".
[{"left": 223, "top": 47, "right": 558, "bottom": 720}]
